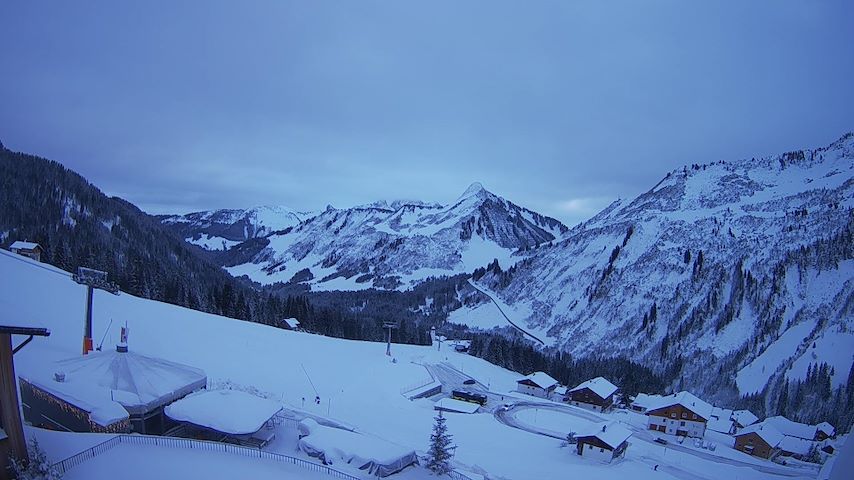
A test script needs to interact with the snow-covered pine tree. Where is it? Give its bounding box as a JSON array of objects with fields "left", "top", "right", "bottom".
[{"left": 427, "top": 411, "right": 454, "bottom": 475}]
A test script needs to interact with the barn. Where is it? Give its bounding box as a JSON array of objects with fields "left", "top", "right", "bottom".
[
  {"left": 20, "top": 343, "right": 207, "bottom": 435},
  {"left": 575, "top": 421, "right": 632, "bottom": 463},
  {"left": 567, "top": 377, "right": 618, "bottom": 412},
  {"left": 515, "top": 372, "right": 558, "bottom": 398}
]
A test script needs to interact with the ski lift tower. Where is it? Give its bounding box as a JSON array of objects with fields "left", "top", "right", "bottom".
[
  {"left": 383, "top": 322, "right": 398, "bottom": 356},
  {"left": 73, "top": 266, "right": 120, "bottom": 355}
]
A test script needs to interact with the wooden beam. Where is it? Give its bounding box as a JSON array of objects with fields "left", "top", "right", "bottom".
[{"left": 0, "top": 332, "right": 28, "bottom": 475}]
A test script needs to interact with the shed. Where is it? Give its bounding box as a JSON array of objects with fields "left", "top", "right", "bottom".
[
  {"left": 567, "top": 377, "right": 618, "bottom": 411},
  {"left": 8, "top": 241, "right": 42, "bottom": 262},
  {"left": 575, "top": 421, "right": 632, "bottom": 463},
  {"left": 20, "top": 344, "right": 207, "bottom": 435},
  {"left": 516, "top": 372, "right": 558, "bottom": 398},
  {"left": 280, "top": 318, "right": 301, "bottom": 330},
  {"left": 165, "top": 389, "right": 282, "bottom": 448}
]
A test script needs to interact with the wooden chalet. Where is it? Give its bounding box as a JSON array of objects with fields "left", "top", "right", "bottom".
[
  {"left": 732, "top": 409, "right": 759, "bottom": 430},
  {"left": 575, "top": 421, "right": 632, "bottom": 463},
  {"left": 764, "top": 416, "right": 834, "bottom": 441},
  {"left": 734, "top": 423, "right": 784, "bottom": 459},
  {"left": 8, "top": 241, "right": 42, "bottom": 262},
  {"left": 516, "top": 372, "right": 558, "bottom": 398},
  {"left": 645, "top": 391, "right": 713, "bottom": 438},
  {"left": 280, "top": 317, "right": 301, "bottom": 331},
  {"left": 567, "top": 377, "right": 618, "bottom": 412}
]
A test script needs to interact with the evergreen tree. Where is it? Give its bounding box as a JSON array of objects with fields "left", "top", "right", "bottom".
[{"left": 427, "top": 411, "right": 454, "bottom": 475}]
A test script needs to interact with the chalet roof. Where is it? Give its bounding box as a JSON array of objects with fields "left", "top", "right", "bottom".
[
  {"left": 517, "top": 372, "right": 558, "bottom": 390},
  {"left": 569, "top": 377, "right": 617, "bottom": 399},
  {"left": 737, "top": 423, "right": 785, "bottom": 448},
  {"left": 25, "top": 348, "right": 207, "bottom": 415},
  {"left": 282, "top": 318, "right": 300, "bottom": 329},
  {"left": 577, "top": 421, "right": 632, "bottom": 449},
  {"left": 816, "top": 421, "right": 835, "bottom": 437},
  {"left": 630, "top": 393, "right": 663, "bottom": 410},
  {"left": 434, "top": 397, "right": 479, "bottom": 414},
  {"left": 707, "top": 409, "right": 735, "bottom": 434},
  {"left": 554, "top": 386, "right": 568, "bottom": 396},
  {"left": 165, "top": 389, "right": 282, "bottom": 435},
  {"left": 732, "top": 409, "right": 759, "bottom": 427},
  {"left": 645, "top": 391, "right": 714, "bottom": 421},
  {"left": 764, "top": 416, "right": 818, "bottom": 440},
  {"left": 9, "top": 241, "right": 40, "bottom": 250},
  {"left": 778, "top": 435, "right": 814, "bottom": 456}
]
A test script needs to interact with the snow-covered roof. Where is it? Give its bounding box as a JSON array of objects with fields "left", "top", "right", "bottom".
[
  {"left": 298, "top": 418, "right": 418, "bottom": 476},
  {"left": 816, "top": 421, "right": 835, "bottom": 437},
  {"left": 281, "top": 318, "right": 300, "bottom": 329},
  {"left": 778, "top": 435, "right": 814, "bottom": 456},
  {"left": 434, "top": 397, "right": 479, "bottom": 414},
  {"left": 554, "top": 386, "right": 568, "bottom": 396},
  {"left": 737, "top": 423, "right": 785, "bottom": 448},
  {"left": 20, "top": 376, "right": 129, "bottom": 427},
  {"left": 630, "top": 393, "right": 663, "bottom": 410},
  {"left": 732, "top": 409, "right": 759, "bottom": 427},
  {"left": 645, "top": 391, "right": 714, "bottom": 421},
  {"left": 577, "top": 421, "right": 632, "bottom": 449},
  {"left": 707, "top": 416, "right": 735, "bottom": 434},
  {"left": 165, "top": 389, "right": 282, "bottom": 435},
  {"left": 764, "top": 416, "right": 818, "bottom": 440},
  {"left": 29, "top": 348, "right": 207, "bottom": 415},
  {"left": 9, "top": 241, "right": 40, "bottom": 250},
  {"left": 569, "top": 376, "right": 618, "bottom": 399},
  {"left": 517, "top": 372, "right": 558, "bottom": 390}
]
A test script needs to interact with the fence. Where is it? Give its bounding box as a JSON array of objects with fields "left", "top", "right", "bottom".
[{"left": 53, "top": 433, "right": 361, "bottom": 480}]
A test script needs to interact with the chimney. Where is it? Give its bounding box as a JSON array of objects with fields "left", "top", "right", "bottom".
[
  {"left": 54, "top": 372, "right": 66, "bottom": 383},
  {"left": 116, "top": 325, "right": 129, "bottom": 353},
  {"left": 602, "top": 424, "right": 607, "bottom": 432}
]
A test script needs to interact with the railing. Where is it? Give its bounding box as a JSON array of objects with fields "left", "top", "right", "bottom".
[
  {"left": 447, "top": 469, "right": 477, "bottom": 480},
  {"left": 53, "top": 433, "right": 361, "bottom": 480}
]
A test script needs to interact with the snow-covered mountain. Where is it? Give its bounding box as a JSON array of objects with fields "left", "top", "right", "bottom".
[
  {"left": 217, "top": 183, "right": 568, "bottom": 290},
  {"left": 473, "top": 133, "right": 853, "bottom": 409},
  {"left": 160, "top": 205, "right": 312, "bottom": 251}
]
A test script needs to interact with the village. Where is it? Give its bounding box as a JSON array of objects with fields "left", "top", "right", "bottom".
[{"left": 0, "top": 244, "right": 848, "bottom": 480}]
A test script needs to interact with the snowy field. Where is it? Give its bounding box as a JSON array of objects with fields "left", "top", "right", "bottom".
[{"left": 0, "top": 250, "right": 831, "bottom": 479}]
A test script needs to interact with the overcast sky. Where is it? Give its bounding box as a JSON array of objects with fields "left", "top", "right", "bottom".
[{"left": 1, "top": 1, "right": 852, "bottom": 226}]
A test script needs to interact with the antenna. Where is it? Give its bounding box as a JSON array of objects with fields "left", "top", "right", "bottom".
[
  {"left": 383, "top": 322, "right": 399, "bottom": 356},
  {"left": 95, "top": 318, "right": 114, "bottom": 351}
]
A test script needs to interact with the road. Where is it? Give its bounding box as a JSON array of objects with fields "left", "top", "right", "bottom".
[
  {"left": 426, "top": 361, "right": 817, "bottom": 480},
  {"left": 466, "top": 279, "right": 545, "bottom": 345}
]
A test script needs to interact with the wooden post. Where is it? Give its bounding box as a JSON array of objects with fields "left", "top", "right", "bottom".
[{"left": 0, "top": 332, "right": 28, "bottom": 476}]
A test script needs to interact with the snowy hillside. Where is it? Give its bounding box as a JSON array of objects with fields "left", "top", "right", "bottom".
[
  {"left": 161, "top": 205, "right": 313, "bottom": 250},
  {"left": 473, "top": 134, "right": 854, "bottom": 408},
  {"left": 1, "top": 247, "right": 821, "bottom": 480},
  {"left": 217, "top": 183, "right": 567, "bottom": 290}
]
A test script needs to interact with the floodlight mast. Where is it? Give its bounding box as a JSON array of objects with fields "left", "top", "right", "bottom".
[{"left": 72, "top": 267, "right": 120, "bottom": 355}]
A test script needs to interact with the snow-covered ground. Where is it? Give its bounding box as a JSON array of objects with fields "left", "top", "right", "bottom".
[{"left": 0, "top": 250, "right": 829, "bottom": 479}]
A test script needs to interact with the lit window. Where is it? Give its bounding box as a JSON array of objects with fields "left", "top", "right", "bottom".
[{"left": 670, "top": 413, "right": 676, "bottom": 418}]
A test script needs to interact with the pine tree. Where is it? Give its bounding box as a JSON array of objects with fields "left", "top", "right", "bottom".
[{"left": 427, "top": 411, "right": 454, "bottom": 475}]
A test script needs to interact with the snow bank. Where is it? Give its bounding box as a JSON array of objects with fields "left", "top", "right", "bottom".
[{"left": 165, "top": 389, "right": 282, "bottom": 435}]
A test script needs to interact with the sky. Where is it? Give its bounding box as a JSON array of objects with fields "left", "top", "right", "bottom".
[{"left": 1, "top": 1, "right": 853, "bottom": 226}]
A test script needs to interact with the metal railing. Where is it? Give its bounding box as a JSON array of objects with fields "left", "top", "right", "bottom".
[{"left": 53, "top": 433, "right": 361, "bottom": 480}]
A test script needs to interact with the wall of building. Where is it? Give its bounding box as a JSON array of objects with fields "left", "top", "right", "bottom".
[
  {"left": 516, "top": 383, "right": 548, "bottom": 398},
  {"left": 647, "top": 414, "right": 706, "bottom": 438},
  {"left": 577, "top": 441, "right": 615, "bottom": 463},
  {"left": 734, "top": 433, "right": 774, "bottom": 459}
]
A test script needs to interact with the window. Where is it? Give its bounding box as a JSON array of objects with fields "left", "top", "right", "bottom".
[
  {"left": 600, "top": 448, "right": 604, "bottom": 453},
  {"left": 670, "top": 413, "right": 676, "bottom": 418},
  {"left": 682, "top": 412, "right": 687, "bottom": 419},
  {"left": 692, "top": 414, "right": 697, "bottom": 420},
  {"left": 680, "top": 421, "right": 686, "bottom": 426}
]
